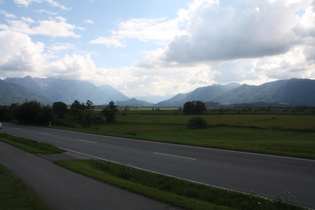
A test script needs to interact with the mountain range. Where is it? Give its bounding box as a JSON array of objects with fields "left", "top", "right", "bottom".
[
  {"left": 158, "top": 78, "right": 315, "bottom": 107},
  {"left": 1, "top": 76, "right": 315, "bottom": 107},
  {"left": 1, "top": 76, "right": 128, "bottom": 105}
]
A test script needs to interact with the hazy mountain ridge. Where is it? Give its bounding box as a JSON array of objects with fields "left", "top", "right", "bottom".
[
  {"left": 0, "top": 79, "right": 51, "bottom": 105},
  {"left": 159, "top": 78, "right": 315, "bottom": 107},
  {"left": 213, "top": 79, "right": 315, "bottom": 106},
  {"left": 115, "top": 98, "right": 154, "bottom": 107},
  {"left": 1, "top": 77, "right": 315, "bottom": 107},
  {"left": 156, "top": 83, "right": 240, "bottom": 107},
  {"left": 3, "top": 76, "right": 128, "bottom": 105}
]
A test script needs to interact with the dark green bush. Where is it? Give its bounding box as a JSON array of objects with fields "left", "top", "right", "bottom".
[{"left": 186, "top": 117, "right": 208, "bottom": 129}]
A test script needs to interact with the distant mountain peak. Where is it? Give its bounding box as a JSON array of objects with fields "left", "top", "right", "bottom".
[{"left": 115, "top": 98, "right": 154, "bottom": 107}]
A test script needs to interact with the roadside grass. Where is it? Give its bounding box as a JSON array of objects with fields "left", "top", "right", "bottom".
[
  {"left": 0, "top": 164, "right": 51, "bottom": 210},
  {"left": 55, "top": 159, "right": 305, "bottom": 210},
  {"left": 137, "top": 127, "right": 315, "bottom": 159},
  {"left": 0, "top": 133, "right": 64, "bottom": 154}
]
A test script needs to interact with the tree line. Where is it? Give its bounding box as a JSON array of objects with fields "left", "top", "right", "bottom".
[
  {"left": 0, "top": 100, "right": 119, "bottom": 128},
  {"left": 0, "top": 100, "right": 207, "bottom": 128}
]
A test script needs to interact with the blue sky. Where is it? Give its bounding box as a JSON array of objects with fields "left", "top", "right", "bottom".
[{"left": 0, "top": 0, "right": 315, "bottom": 102}]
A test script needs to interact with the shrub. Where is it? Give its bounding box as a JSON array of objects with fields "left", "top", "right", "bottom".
[{"left": 186, "top": 117, "right": 208, "bottom": 129}]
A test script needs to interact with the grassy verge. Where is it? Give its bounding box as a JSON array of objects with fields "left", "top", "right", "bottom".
[
  {"left": 0, "top": 164, "right": 51, "bottom": 210},
  {"left": 137, "top": 127, "right": 315, "bottom": 159},
  {"left": 0, "top": 133, "right": 64, "bottom": 153},
  {"left": 55, "top": 159, "right": 305, "bottom": 210}
]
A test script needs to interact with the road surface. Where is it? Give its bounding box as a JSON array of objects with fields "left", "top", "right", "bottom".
[{"left": 1, "top": 123, "right": 315, "bottom": 208}]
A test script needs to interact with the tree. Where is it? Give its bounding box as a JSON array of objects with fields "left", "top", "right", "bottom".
[
  {"left": 86, "top": 100, "right": 94, "bottom": 111},
  {"left": 81, "top": 110, "right": 94, "bottom": 128},
  {"left": 183, "top": 101, "right": 194, "bottom": 114},
  {"left": 102, "top": 101, "right": 118, "bottom": 122},
  {"left": 17, "top": 101, "right": 41, "bottom": 124},
  {"left": 70, "top": 100, "right": 85, "bottom": 120},
  {"left": 82, "top": 100, "right": 95, "bottom": 128},
  {"left": 195, "top": 101, "right": 206, "bottom": 114},
  {"left": 53, "top": 101, "right": 68, "bottom": 119},
  {"left": 183, "top": 101, "right": 206, "bottom": 114},
  {"left": 37, "top": 105, "right": 55, "bottom": 125}
]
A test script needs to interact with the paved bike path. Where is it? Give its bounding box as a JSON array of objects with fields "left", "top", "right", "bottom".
[{"left": 0, "top": 141, "right": 180, "bottom": 210}]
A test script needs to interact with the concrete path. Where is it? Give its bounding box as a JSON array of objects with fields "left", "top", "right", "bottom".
[{"left": 0, "top": 141, "right": 181, "bottom": 210}]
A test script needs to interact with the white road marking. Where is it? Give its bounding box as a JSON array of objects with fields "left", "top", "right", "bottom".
[
  {"left": 76, "top": 139, "right": 97, "bottom": 144},
  {"left": 37, "top": 132, "right": 50, "bottom": 135},
  {"left": 153, "top": 152, "right": 197, "bottom": 161}
]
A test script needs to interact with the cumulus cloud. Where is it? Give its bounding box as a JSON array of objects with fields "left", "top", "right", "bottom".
[
  {"left": 91, "top": 17, "right": 186, "bottom": 48},
  {"left": 0, "top": 16, "right": 81, "bottom": 37},
  {"left": 164, "top": 0, "right": 312, "bottom": 63},
  {"left": 134, "top": 0, "right": 315, "bottom": 94},
  {"left": 0, "top": 31, "right": 47, "bottom": 77}
]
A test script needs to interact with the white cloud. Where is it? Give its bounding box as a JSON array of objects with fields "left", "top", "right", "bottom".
[
  {"left": 83, "top": 19, "right": 95, "bottom": 24},
  {"left": 92, "top": 17, "right": 186, "bottom": 48},
  {"left": 49, "top": 43, "right": 77, "bottom": 52},
  {"left": 0, "top": 16, "right": 81, "bottom": 38},
  {"left": 113, "top": 18, "right": 186, "bottom": 42},
  {"left": 35, "top": 9, "right": 58, "bottom": 16},
  {"left": 14, "top": 0, "right": 71, "bottom": 10},
  {"left": 164, "top": 0, "right": 313, "bottom": 63},
  {"left": 0, "top": 31, "right": 47, "bottom": 77},
  {"left": 133, "top": 0, "right": 315, "bottom": 94},
  {"left": 90, "top": 36, "right": 126, "bottom": 48},
  {"left": 46, "top": 54, "right": 97, "bottom": 79},
  {"left": 0, "top": 9, "right": 17, "bottom": 18}
]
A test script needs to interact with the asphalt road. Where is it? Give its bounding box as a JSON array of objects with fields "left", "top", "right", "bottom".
[{"left": 1, "top": 123, "right": 315, "bottom": 208}]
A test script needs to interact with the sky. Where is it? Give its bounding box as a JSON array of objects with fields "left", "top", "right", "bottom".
[{"left": 0, "top": 0, "right": 315, "bottom": 102}]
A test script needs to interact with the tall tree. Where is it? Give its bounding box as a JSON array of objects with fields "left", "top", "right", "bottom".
[
  {"left": 195, "top": 101, "right": 206, "bottom": 114},
  {"left": 17, "top": 101, "right": 41, "bottom": 124},
  {"left": 183, "top": 101, "right": 206, "bottom": 114},
  {"left": 183, "top": 101, "right": 194, "bottom": 114},
  {"left": 102, "top": 101, "right": 118, "bottom": 122},
  {"left": 37, "top": 105, "right": 55, "bottom": 125},
  {"left": 70, "top": 100, "right": 85, "bottom": 120},
  {"left": 53, "top": 101, "right": 68, "bottom": 119}
]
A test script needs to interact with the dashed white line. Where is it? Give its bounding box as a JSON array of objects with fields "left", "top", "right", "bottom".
[
  {"left": 153, "top": 152, "right": 197, "bottom": 161},
  {"left": 37, "top": 132, "right": 50, "bottom": 135},
  {"left": 76, "top": 139, "right": 97, "bottom": 144}
]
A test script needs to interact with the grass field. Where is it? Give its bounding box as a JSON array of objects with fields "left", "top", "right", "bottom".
[
  {"left": 59, "top": 113, "right": 315, "bottom": 159},
  {"left": 91, "top": 114, "right": 315, "bottom": 133}
]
